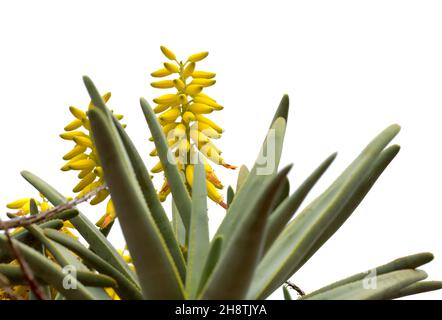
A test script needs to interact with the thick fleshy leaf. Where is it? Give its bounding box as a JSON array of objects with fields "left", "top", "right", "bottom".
[
  {"left": 0, "top": 264, "right": 116, "bottom": 288},
  {"left": 112, "top": 116, "right": 186, "bottom": 281},
  {"left": 202, "top": 165, "right": 292, "bottom": 299},
  {"left": 88, "top": 106, "right": 184, "bottom": 299},
  {"left": 197, "top": 236, "right": 223, "bottom": 296},
  {"left": 227, "top": 186, "right": 234, "bottom": 206},
  {"left": 271, "top": 94, "right": 289, "bottom": 127},
  {"left": 264, "top": 152, "right": 337, "bottom": 251},
  {"left": 0, "top": 234, "right": 95, "bottom": 300},
  {"left": 186, "top": 160, "right": 210, "bottom": 299},
  {"left": 20, "top": 170, "right": 137, "bottom": 284},
  {"left": 172, "top": 201, "right": 186, "bottom": 247},
  {"left": 214, "top": 117, "right": 287, "bottom": 255},
  {"left": 44, "top": 229, "right": 142, "bottom": 300},
  {"left": 390, "top": 281, "right": 442, "bottom": 299},
  {"left": 248, "top": 125, "right": 401, "bottom": 299},
  {"left": 303, "top": 252, "right": 434, "bottom": 298},
  {"left": 304, "top": 270, "right": 427, "bottom": 300},
  {"left": 140, "top": 97, "right": 191, "bottom": 231}
]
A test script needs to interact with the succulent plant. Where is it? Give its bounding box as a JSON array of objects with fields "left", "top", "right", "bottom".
[{"left": 0, "top": 57, "right": 441, "bottom": 300}]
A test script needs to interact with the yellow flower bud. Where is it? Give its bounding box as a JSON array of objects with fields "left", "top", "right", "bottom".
[
  {"left": 151, "top": 161, "right": 163, "bottom": 173},
  {"left": 158, "top": 107, "right": 180, "bottom": 122},
  {"left": 63, "top": 145, "right": 87, "bottom": 160},
  {"left": 164, "top": 62, "right": 180, "bottom": 73},
  {"left": 153, "top": 94, "right": 178, "bottom": 105},
  {"left": 195, "top": 114, "right": 223, "bottom": 133},
  {"left": 160, "top": 45, "right": 176, "bottom": 60},
  {"left": 7, "top": 198, "right": 30, "bottom": 209},
  {"left": 185, "top": 85, "right": 203, "bottom": 96},
  {"left": 183, "top": 62, "right": 196, "bottom": 77},
  {"left": 151, "top": 80, "right": 175, "bottom": 89},
  {"left": 188, "top": 51, "right": 209, "bottom": 62},
  {"left": 192, "top": 71, "right": 216, "bottom": 79},
  {"left": 182, "top": 111, "right": 195, "bottom": 123},
  {"left": 178, "top": 93, "right": 188, "bottom": 104},
  {"left": 188, "top": 103, "right": 213, "bottom": 114},
  {"left": 90, "top": 189, "right": 110, "bottom": 205},
  {"left": 64, "top": 119, "right": 82, "bottom": 131},
  {"left": 69, "top": 106, "right": 87, "bottom": 120},
  {"left": 69, "top": 158, "right": 96, "bottom": 170},
  {"left": 73, "top": 172, "right": 97, "bottom": 193},
  {"left": 151, "top": 68, "right": 172, "bottom": 77},
  {"left": 190, "top": 78, "right": 216, "bottom": 87},
  {"left": 193, "top": 96, "right": 223, "bottom": 110},
  {"left": 59, "top": 131, "right": 86, "bottom": 140},
  {"left": 73, "top": 136, "right": 93, "bottom": 148},
  {"left": 154, "top": 104, "right": 170, "bottom": 113},
  {"left": 173, "top": 79, "right": 185, "bottom": 91}
]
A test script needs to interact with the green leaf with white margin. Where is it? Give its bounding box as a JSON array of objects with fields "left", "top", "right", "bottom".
[
  {"left": 186, "top": 160, "right": 210, "bottom": 299},
  {"left": 248, "top": 124, "right": 401, "bottom": 299},
  {"left": 88, "top": 107, "right": 184, "bottom": 299},
  {"left": 20, "top": 170, "right": 138, "bottom": 285},
  {"left": 304, "top": 269, "right": 427, "bottom": 300},
  {"left": 214, "top": 117, "right": 287, "bottom": 255},
  {"left": 201, "top": 165, "right": 293, "bottom": 299},
  {"left": 140, "top": 97, "right": 192, "bottom": 231},
  {"left": 45, "top": 229, "right": 143, "bottom": 300},
  {"left": 0, "top": 234, "right": 95, "bottom": 300},
  {"left": 264, "top": 152, "right": 337, "bottom": 251},
  {"left": 112, "top": 115, "right": 186, "bottom": 282},
  {"left": 302, "top": 252, "right": 434, "bottom": 298}
]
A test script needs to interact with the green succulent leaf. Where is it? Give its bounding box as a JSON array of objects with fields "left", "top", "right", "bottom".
[
  {"left": 264, "top": 152, "right": 337, "bottom": 251},
  {"left": 112, "top": 115, "right": 186, "bottom": 282},
  {"left": 140, "top": 97, "right": 192, "bottom": 231},
  {"left": 236, "top": 165, "right": 249, "bottom": 192},
  {"left": 0, "top": 234, "right": 96, "bottom": 300},
  {"left": 20, "top": 170, "right": 137, "bottom": 284},
  {"left": 202, "top": 165, "right": 293, "bottom": 299},
  {"left": 248, "top": 124, "right": 401, "bottom": 299},
  {"left": 197, "top": 236, "right": 223, "bottom": 296},
  {"left": 214, "top": 117, "right": 287, "bottom": 255},
  {"left": 390, "top": 281, "right": 442, "bottom": 299},
  {"left": 271, "top": 94, "right": 289, "bottom": 127},
  {"left": 303, "top": 269, "right": 427, "bottom": 300},
  {"left": 87, "top": 106, "right": 184, "bottom": 299},
  {"left": 227, "top": 186, "right": 235, "bottom": 206},
  {"left": 186, "top": 160, "right": 210, "bottom": 299},
  {"left": 44, "top": 229, "right": 143, "bottom": 300},
  {"left": 303, "top": 252, "right": 434, "bottom": 298}
]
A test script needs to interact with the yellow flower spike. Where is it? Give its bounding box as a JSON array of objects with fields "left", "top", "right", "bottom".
[
  {"left": 151, "top": 68, "right": 172, "bottom": 77},
  {"left": 153, "top": 94, "right": 178, "bottom": 105},
  {"left": 61, "top": 154, "right": 87, "bottom": 171},
  {"left": 153, "top": 104, "right": 170, "bottom": 113},
  {"left": 73, "top": 171, "right": 96, "bottom": 193},
  {"left": 6, "top": 198, "right": 31, "bottom": 210},
  {"left": 64, "top": 119, "right": 83, "bottom": 131},
  {"left": 151, "top": 161, "right": 163, "bottom": 173},
  {"left": 188, "top": 51, "right": 209, "bottom": 63},
  {"left": 63, "top": 145, "right": 87, "bottom": 160},
  {"left": 185, "top": 85, "right": 203, "bottom": 96},
  {"left": 69, "top": 106, "right": 87, "bottom": 120},
  {"left": 173, "top": 79, "right": 185, "bottom": 91},
  {"left": 160, "top": 45, "right": 177, "bottom": 61},
  {"left": 192, "top": 70, "right": 216, "bottom": 79},
  {"left": 190, "top": 78, "right": 216, "bottom": 87},
  {"left": 68, "top": 158, "right": 96, "bottom": 171},
  {"left": 150, "top": 46, "right": 235, "bottom": 207},
  {"left": 151, "top": 80, "right": 175, "bottom": 89},
  {"left": 158, "top": 107, "right": 180, "bottom": 122},
  {"left": 73, "top": 136, "right": 93, "bottom": 148},
  {"left": 164, "top": 62, "right": 180, "bottom": 73},
  {"left": 188, "top": 103, "right": 214, "bottom": 114},
  {"left": 204, "top": 163, "right": 224, "bottom": 189},
  {"left": 183, "top": 62, "right": 196, "bottom": 77},
  {"left": 182, "top": 111, "right": 196, "bottom": 123},
  {"left": 185, "top": 165, "right": 226, "bottom": 208}
]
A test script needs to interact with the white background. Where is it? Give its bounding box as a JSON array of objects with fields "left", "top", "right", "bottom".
[{"left": 1, "top": 0, "right": 441, "bottom": 299}]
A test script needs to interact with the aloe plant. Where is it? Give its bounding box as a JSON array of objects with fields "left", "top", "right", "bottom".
[{"left": 0, "top": 73, "right": 441, "bottom": 299}]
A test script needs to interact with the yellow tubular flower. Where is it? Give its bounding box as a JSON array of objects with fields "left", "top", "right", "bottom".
[
  {"left": 150, "top": 46, "right": 236, "bottom": 208},
  {"left": 61, "top": 93, "right": 124, "bottom": 229}
]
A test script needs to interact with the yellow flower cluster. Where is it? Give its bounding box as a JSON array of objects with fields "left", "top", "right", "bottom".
[
  {"left": 150, "top": 46, "right": 235, "bottom": 208},
  {"left": 6, "top": 195, "right": 77, "bottom": 238},
  {"left": 60, "top": 93, "right": 121, "bottom": 229}
]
